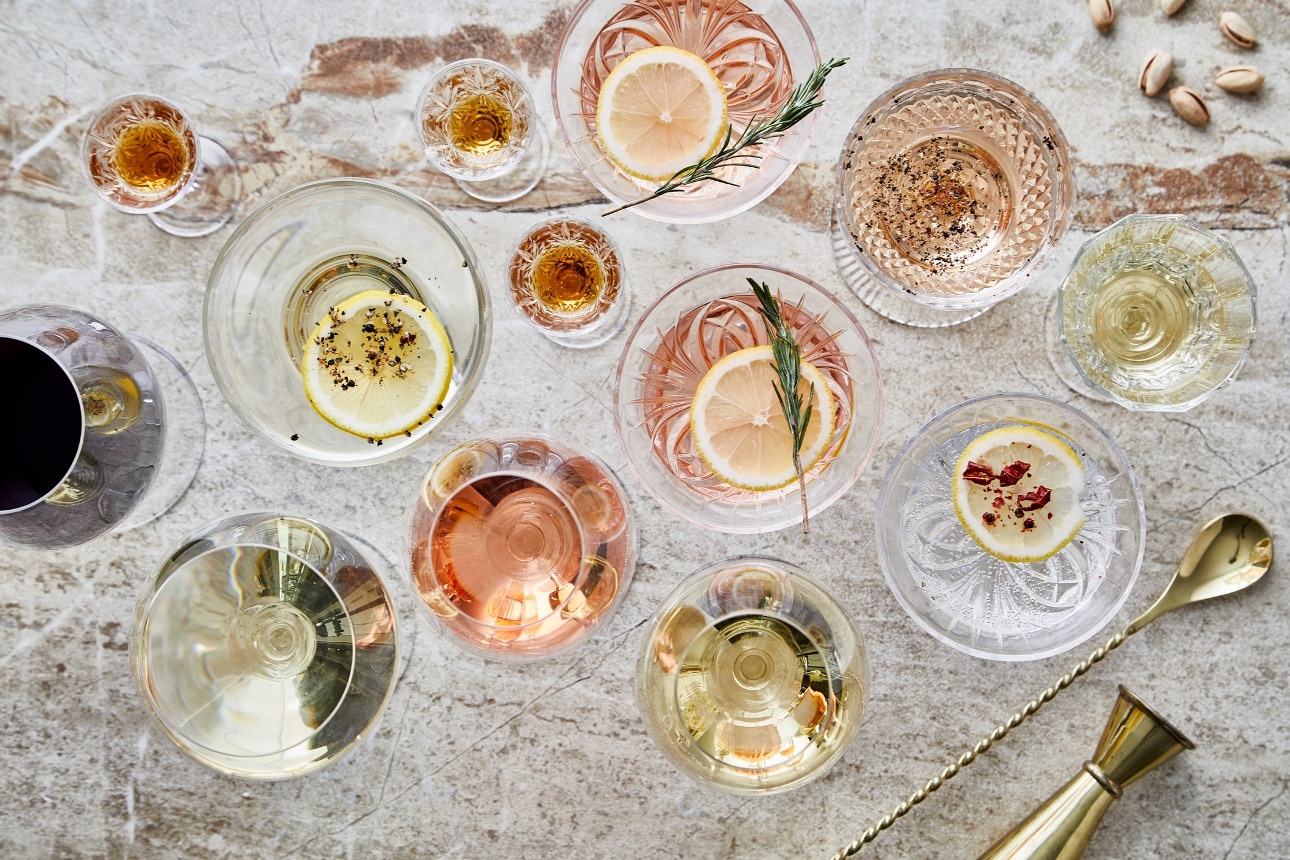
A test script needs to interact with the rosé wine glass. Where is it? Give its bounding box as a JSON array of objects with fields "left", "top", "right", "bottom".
[
  {"left": 408, "top": 431, "right": 638, "bottom": 662},
  {"left": 614, "top": 264, "right": 883, "bottom": 533},
  {"left": 553, "top": 0, "right": 822, "bottom": 223}
]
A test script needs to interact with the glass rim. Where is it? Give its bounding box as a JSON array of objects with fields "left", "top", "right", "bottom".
[
  {"left": 613, "top": 262, "right": 885, "bottom": 534},
  {"left": 202, "top": 176, "right": 492, "bottom": 467},
  {"left": 874, "top": 391, "right": 1146, "bottom": 662},
  {"left": 81, "top": 91, "right": 199, "bottom": 214},
  {"left": 415, "top": 57, "right": 538, "bottom": 173},
  {"left": 504, "top": 213, "right": 627, "bottom": 335},
  {"left": 835, "top": 67, "right": 1075, "bottom": 310},
  {"left": 422, "top": 467, "right": 594, "bottom": 632},
  {"left": 0, "top": 330, "right": 87, "bottom": 515},
  {"left": 132, "top": 538, "right": 359, "bottom": 758},
  {"left": 1057, "top": 213, "right": 1259, "bottom": 412},
  {"left": 550, "top": 0, "right": 822, "bottom": 224}
]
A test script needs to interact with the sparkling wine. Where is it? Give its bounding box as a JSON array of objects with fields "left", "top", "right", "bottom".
[
  {"left": 0, "top": 337, "right": 82, "bottom": 511},
  {"left": 133, "top": 514, "right": 398, "bottom": 779},
  {"left": 637, "top": 559, "right": 868, "bottom": 793}
]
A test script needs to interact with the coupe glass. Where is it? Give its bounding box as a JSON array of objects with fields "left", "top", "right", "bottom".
[
  {"left": 614, "top": 263, "right": 883, "bottom": 533},
  {"left": 876, "top": 393, "right": 1145, "bottom": 661},
  {"left": 408, "top": 431, "right": 637, "bottom": 662},
  {"left": 833, "top": 69, "right": 1074, "bottom": 327},
  {"left": 1053, "top": 214, "right": 1257, "bottom": 412},
  {"left": 82, "top": 92, "right": 241, "bottom": 238},
  {"left": 0, "top": 304, "right": 204, "bottom": 550},
  {"left": 637, "top": 556, "right": 869, "bottom": 794},
  {"left": 204, "top": 178, "right": 491, "bottom": 466},
  {"left": 552, "top": 0, "right": 821, "bottom": 223},
  {"left": 131, "top": 512, "right": 398, "bottom": 779},
  {"left": 418, "top": 58, "right": 548, "bottom": 203},
  {"left": 505, "top": 215, "right": 631, "bottom": 348}
]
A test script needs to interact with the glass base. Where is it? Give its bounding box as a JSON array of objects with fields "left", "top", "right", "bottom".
[
  {"left": 536, "top": 281, "right": 633, "bottom": 349},
  {"left": 452, "top": 123, "right": 548, "bottom": 204},
  {"left": 1044, "top": 292, "right": 1116, "bottom": 404},
  {"left": 830, "top": 199, "right": 989, "bottom": 328},
  {"left": 118, "top": 339, "right": 205, "bottom": 531},
  {"left": 149, "top": 136, "right": 241, "bottom": 238}
]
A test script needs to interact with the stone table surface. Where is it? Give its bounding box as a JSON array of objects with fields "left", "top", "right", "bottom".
[{"left": 1, "top": 0, "right": 1288, "bottom": 858}]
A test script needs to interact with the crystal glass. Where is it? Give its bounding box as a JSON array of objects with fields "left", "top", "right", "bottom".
[
  {"left": 833, "top": 69, "right": 1074, "bottom": 327},
  {"left": 408, "top": 431, "right": 637, "bottom": 662},
  {"left": 552, "top": 0, "right": 821, "bottom": 223},
  {"left": 506, "top": 215, "right": 631, "bottom": 348},
  {"left": 877, "top": 394, "right": 1145, "bottom": 661},
  {"left": 1056, "top": 214, "right": 1257, "bottom": 412},
  {"left": 131, "top": 512, "right": 398, "bottom": 779},
  {"left": 204, "top": 178, "right": 491, "bottom": 466},
  {"left": 0, "top": 304, "right": 204, "bottom": 550},
  {"left": 615, "top": 263, "right": 883, "bottom": 533},
  {"left": 82, "top": 92, "right": 242, "bottom": 238},
  {"left": 637, "top": 556, "right": 869, "bottom": 794},
  {"left": 418, "top": 58, "right": 548, "bottom": 203}
]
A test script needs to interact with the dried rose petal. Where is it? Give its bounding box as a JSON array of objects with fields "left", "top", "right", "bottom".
[
  {"left": 1018, "top": 486, "right": 1052, "bottom": 511},
  {"left": 962, "top": 461, "right": 996, "bottom": 485},
  {"left": 997, "top": 461, "right": 1030, "bottom": 487}
]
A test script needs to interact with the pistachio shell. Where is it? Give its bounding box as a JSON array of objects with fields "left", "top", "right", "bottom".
[
  {"left": 1139, "top": 49, "right": 1174, "bottom": 97},
  {"left": 1169, "top": 86, "right": 1210, "bottom": 127},
  {"left": 1215, "top": 65, "right": 1264, "bottom": 94},
  {"left": 1089, "top": 0, "right": 1115, "bottom": 33},
  {"left": 1161, "top": 0, "right": 1188, "bottom": 15},
  {"left": 1220, "top": 11, "right": 1256, "bottom": 48}
]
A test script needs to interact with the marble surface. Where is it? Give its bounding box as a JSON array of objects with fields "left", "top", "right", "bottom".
[{"left": 1, "top": 1, "right": 1288, "bottom": 857}]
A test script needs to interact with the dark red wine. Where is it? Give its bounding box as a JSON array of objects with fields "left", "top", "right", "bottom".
[{"left": 0, "top": 337, "right": 83, "bottom": 511}]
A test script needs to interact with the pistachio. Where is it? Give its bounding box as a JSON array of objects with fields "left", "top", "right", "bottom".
[
  {"left": 1220, "top": 11, "right": 1256, "bottom": 48},
  {"left": 1139, "top": 49, "right": 1174, "bottom": 97},
  {"left": 1169, "top": 86, "right": 1210, "bottom": 126},
  {"left": 1089, "top": 0, "right": 1115, "bottom": 32},
  {"left": 1161, "top": 0, "right": 1188, "bottom": 15},
  {"left": 1215, "top": 65, "right": 1265, "bottom": 93}
]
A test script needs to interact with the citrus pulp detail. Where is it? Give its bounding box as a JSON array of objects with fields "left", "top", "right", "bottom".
[
  {"left": 301, "top": 290, "right": 454, "bottom": 441},
  {"left": 952, "top": 425, "right": 1086, "bottom": 563}
]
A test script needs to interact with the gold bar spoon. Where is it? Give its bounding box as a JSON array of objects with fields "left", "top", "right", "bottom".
[{"left": 829, "top": 512, "right": 1273, "bottom": 860}]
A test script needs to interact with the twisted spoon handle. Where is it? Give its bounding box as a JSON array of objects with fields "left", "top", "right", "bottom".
[{"left": 828, "top": 627, "right": 1131, "bottom": 860}]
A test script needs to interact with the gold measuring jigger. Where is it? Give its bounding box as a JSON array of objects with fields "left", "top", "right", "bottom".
[{"left": 977, "top": 685, "right": 1193, "bottom": 860}]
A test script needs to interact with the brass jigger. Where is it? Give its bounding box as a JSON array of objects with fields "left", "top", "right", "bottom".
[
  {"left": 976, "top": 685, "right": 1193, "bottom": 860},
  {"left": 829, "top": 513, "right": 1273, "bottom": 860}
]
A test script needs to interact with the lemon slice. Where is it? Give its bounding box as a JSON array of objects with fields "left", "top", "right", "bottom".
[
  {"left": 595, "top": 45, "right": 728, "bottom": 182},
  {"left": 301, "top": 290, "right": 453, "bottom": 440},
  {"left": 952, "top": 425, "right": 1087, "bottom": 563},
  {"left": 690, "top": 345, "right": 835, "bottom": 492}
]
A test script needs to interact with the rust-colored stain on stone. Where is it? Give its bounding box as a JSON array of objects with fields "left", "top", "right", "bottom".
[
  {"left": 299, "top": 8, "right": 570, "bottom": 100},
  {"left": 1076, "top": 154, "right": 1290, "bottom": 230}
]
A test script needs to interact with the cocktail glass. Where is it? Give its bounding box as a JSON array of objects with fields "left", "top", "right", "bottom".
[
  {"left": 553, "top": 0, "right": 821, "bottom": 223},
  {"left": 876, "top": 393, "right": 1145, "bottom": 661},
  {"left": 0, "top": 304, "right": 204, "bottom": 549},
  {"left": 130, "top": 512, "right": 398, "bottom": 779},
  {"left": 417, "top": 58, "right": 548, "bottom": 203},
  {"left": 833, "top": 69, "right": 1074, "bottom": 327},
  {"left": 81, "top": 92, "right": 242, "bottom": 237},
  {"left": 1052, "top": 214, "right": 1257, "bottom": 412},
  {"left": 204, "top": 178, "right": 491, "bottom": 466},
  {"left": 505, "top": 215, "right": 631, "bottom": 348},
  {"left": 614, "top": 263, "right": 883, "bottom": 533},
  {"left": 637, "top": 556, "right": 869, "bottom": 794},
  {"left": 408, "top": 431, "right": 637, "bottom": 662}
]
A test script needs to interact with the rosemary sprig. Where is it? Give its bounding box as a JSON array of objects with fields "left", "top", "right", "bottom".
[
  {"left": 601, "top": 57, "right": 848, "bottom": 216},
  {"left": 749, "top": 278, "right": 814, "bottom": 534}
]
